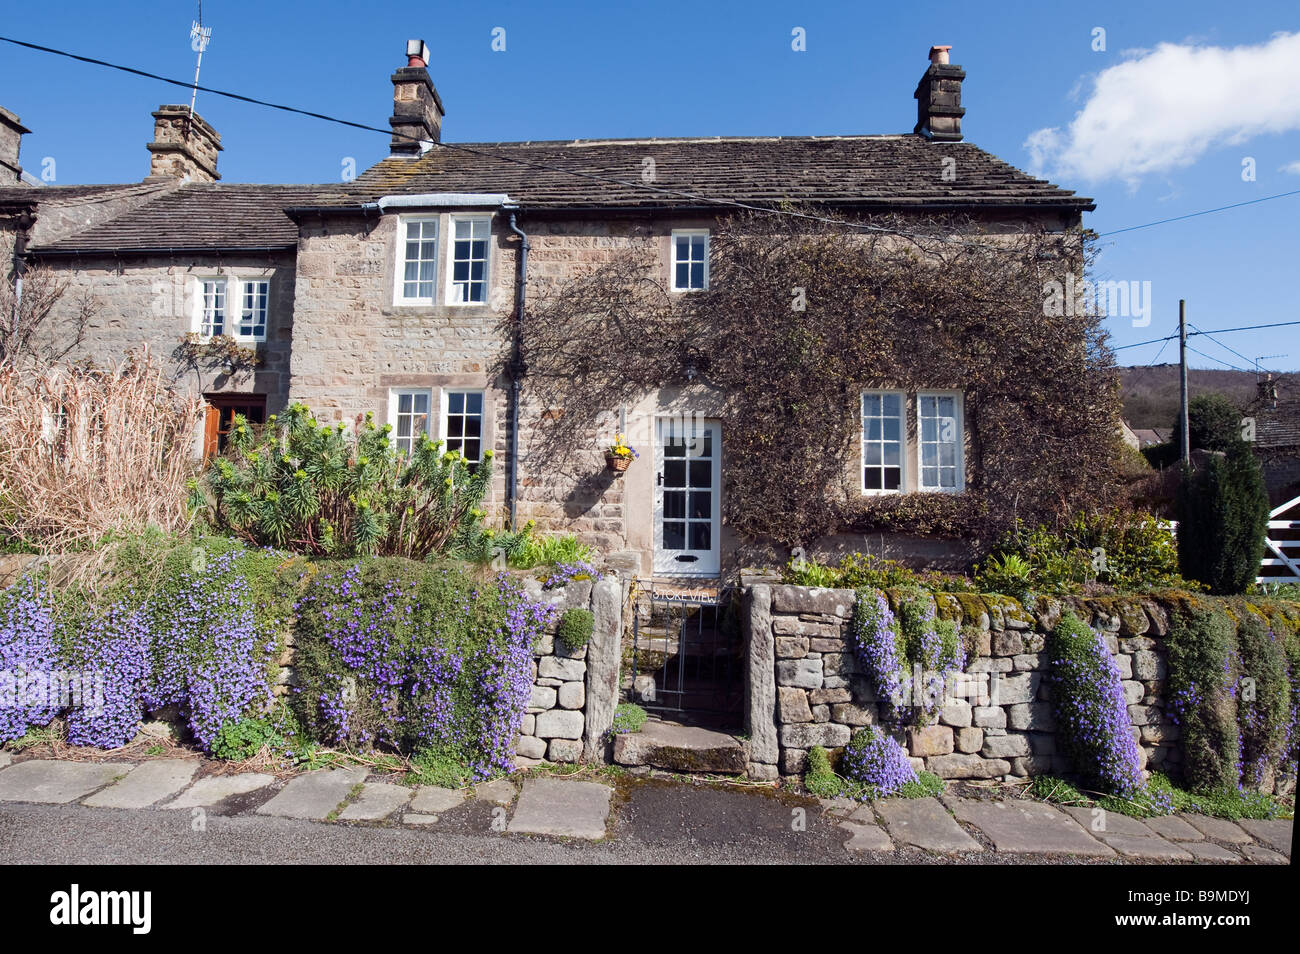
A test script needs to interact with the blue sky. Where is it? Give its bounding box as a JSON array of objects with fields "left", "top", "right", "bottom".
[{"left": 2, "top": 0, "right": 1298, "bottom": 370}]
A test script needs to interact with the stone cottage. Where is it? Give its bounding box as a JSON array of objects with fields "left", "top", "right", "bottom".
[{"left": 1, "top": 41, "right": 1094, "bottom": 581}]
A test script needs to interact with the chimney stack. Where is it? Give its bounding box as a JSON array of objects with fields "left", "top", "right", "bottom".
[
  {"left": 0, "top": 106, "right": 31, "bottom": 184},
  {"left": 914, "top": 45, "right": 965, "bottom": 142},
  {"left": 389, "top": 39, "right": 444, "bottom": 156},
  {"left": 146, "top": 105, "right": 222, "bottom": 182}
]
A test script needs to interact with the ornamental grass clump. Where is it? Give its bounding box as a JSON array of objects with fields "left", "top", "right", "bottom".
[
  {"left": 849, "top": 586, "right": 964, "bottom": 724},
  {"left": 1046, "top": 612, "right": 1143, "bottom": 798}
]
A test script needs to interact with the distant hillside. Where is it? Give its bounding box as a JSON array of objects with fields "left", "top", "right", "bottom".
[{"left": 1119, "top": 364, "right": 1271, "bottom": 430}]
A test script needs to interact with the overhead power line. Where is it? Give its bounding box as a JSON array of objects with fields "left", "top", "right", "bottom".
[
  {"left": 1098, "top": 190, "right": 1300, "bottom": 237},
  {"left": 1189, "top": 322, "right": 1255, "bottom": 369},
  {"left": 1113, "top": 320, "right": 1300, "bottom": 352},
  {"left": 1185, "top": 344, "right": 1252, "bottom": 373}
]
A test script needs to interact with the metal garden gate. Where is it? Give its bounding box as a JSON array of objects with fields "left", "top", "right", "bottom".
[{"left": 628, "top": 583, "right": 743, "bottom": 730}]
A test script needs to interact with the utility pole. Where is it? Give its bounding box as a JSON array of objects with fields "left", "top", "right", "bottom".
[{"left": 1179, "top": 299, "right": 1190, "bottom": 466}]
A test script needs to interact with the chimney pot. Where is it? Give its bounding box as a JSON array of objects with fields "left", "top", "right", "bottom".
[
  {"left": 929, "top": 45, "right": 952, "bottom": 65},
  {"left": 405, "top": 38, "right": 430, "bottom": 68}
]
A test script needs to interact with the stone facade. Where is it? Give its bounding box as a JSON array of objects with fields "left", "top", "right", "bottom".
[
  {"left": 744, "top": 583, "right": 1293, "bottom": 794},
  {"left": 28, "top": 251, "right": 297, "bottom": 412}
]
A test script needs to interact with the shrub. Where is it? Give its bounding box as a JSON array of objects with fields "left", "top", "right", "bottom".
[
  {"left": 611, "top": 702, "right": 647, "bottom": 735},
  {"left": 839, "top": 726, "right": 918, "bottom": 797},
  {"left": 1176, "top": 449, "right": 1268, "bottom": 595},
  {"left": 1170, "top": 392, "right": 1246, "bottom": 454},
  {"left": 1046, "top": 612, "right": 1143, "bottom": 797},
  {"left": 1234, "top": 613, "right": 1291, "bottom": 788},
  {"left": 291, "top": 559, "right": 555, "bottom": 779},
  {"left": 199, "top": 401, "right": 496, "bottom": 560},
  {"left": 979, "top": 510, "right": 1186, "bottom": 596},
  {"left": 1166, "top": 604, "right": 1240, "bottom": 791},
  {"left": 557, "top": 608, "right": 595, "bottom": 652}
]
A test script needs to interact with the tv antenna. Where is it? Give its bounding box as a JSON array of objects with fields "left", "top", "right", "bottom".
[
  {"left": 188, "top": 6, "right": 213, "bottom": 121},
  {"left": 1255, "top": 354, "right": 1286, "bottom": 377}
]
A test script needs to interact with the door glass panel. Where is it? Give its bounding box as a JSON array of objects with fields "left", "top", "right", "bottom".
[
  {"left": 689, "top": 460, "right": 711, "bottom": 487},
  {"left": 663, "top": 522, "right": 685, "bottom": 549},
  {"left": 664, "top": 460, "right": 686, "bottom": 487},
  {"left": 664, "top": 492, "right": 685, "bottom": 519},
  {"left": 689, "top": 491, "right": 710, "bottom": 518},
  {"left": 689, "top": 522, "right": 711, "bottom": 550}
]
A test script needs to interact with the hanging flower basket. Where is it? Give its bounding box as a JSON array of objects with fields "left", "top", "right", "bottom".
[{"left": 605, "top": 434, "right": 639, "bottom": 474}]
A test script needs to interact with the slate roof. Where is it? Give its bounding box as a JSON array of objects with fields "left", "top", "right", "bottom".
[
  {"left": 27, "top": 184, "right": 343, "bottom": 254},
  {"left": 341, "top": 134, "right": 1093, "bottom": 212},
  {"left": 21, "top": 134, "right": 1090, "bottom": 254},
  {"left": 0, "top": 182, "right": 167, "bottom": 210},
  {"left": 1257, "top": 401, "right": 1300, "bottom": 450}
]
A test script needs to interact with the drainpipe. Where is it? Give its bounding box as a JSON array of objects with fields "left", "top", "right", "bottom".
[
  {"left": 10, "top": 212, "right": 34, "bottom": 334},
  {"left": 505, "top": 210, "right": 529, "bottom": 529}
]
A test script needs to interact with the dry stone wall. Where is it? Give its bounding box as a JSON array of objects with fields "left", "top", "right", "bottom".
[{"left": 745, "top": 583, "right": 1209, "bottom": 785}]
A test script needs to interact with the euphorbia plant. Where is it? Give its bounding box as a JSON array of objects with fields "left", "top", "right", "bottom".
[{"left": 196, "top": 401, "right": 497, "bottom": 559}]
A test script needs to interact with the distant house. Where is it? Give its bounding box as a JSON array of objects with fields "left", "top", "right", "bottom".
[
  {"left": 1130, "top": 426, "right": 1170, "bottom": 448},
  {"left": 1251, "top": 375, "right": 1300, "bottom": 503}
]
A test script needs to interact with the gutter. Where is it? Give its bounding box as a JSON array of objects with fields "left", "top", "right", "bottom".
[
  {"left": 371, "top": 193, "right": 512, "bottom": 211},
  {"left": 505, "top": 208, "right": 529, "bottom": 530},
  {"left": 26, "top": 245, "right": 296, "bottom": 258}
]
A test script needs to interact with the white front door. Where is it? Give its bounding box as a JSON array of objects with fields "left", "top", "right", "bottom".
[{"left": 653, "top": 417, "right": 721, "bottom": 576}]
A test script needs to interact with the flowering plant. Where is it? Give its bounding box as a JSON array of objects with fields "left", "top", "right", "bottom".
[
  {"left": 849, "top": 586, "right": 965, "bottom": 725},
  {"left": 605, "top": 434, "right": 639, "bottom": 460},
  {"left": 1047, "top": 612, "right": 1143, "bottom": 798}
]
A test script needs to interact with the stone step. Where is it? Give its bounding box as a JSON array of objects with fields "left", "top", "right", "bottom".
[{"left": 612, "top": 719, "right": 747, "bottom": 774}]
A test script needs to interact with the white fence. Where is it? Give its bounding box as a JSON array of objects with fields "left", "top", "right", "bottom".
[{"left": 1261, "top": 494, "right": 1300, "bottom": 584}]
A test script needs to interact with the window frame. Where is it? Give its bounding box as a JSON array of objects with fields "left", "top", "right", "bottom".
[
  {"left": 445, "top": 215, "right": 492, "bottom": 306},
  {"left": 387, "top": 388, "right": 435, "bottom": 456},
  {"left": 194, "top": 277, "right": 228, "bottom": 339},
  {"left": 440, "top": 388, "right": 487, "bottom": 463},
  {"left": 915, "top": 390, "right": 965, "bottom": 493},
  {"left": 393, "top": 215, "right": 441, "bottom": 306},
  {"left": 670, "top": 229, "right": 710, "bottom": 292},
  {"left": 860, "top": 389, "right": 907, "bottom": 495},
  {"left": 236, "top": 278, "right": 270, "bottom": 342},
  {"left": 192, "top": 276, "right": 271, "bottom": 342}
]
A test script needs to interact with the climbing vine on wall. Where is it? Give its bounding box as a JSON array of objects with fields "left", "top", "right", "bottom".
[{"left": 521, "top": 212, "right": 1122, "bottom": 546}]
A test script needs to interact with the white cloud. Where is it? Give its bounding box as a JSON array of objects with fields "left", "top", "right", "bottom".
[
  {"left": 1282, "top": 160, "right": 1300, "bottom": 175},
  {"left": 1025, "top": 32, "right": 1300, "bottom": 186}
]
